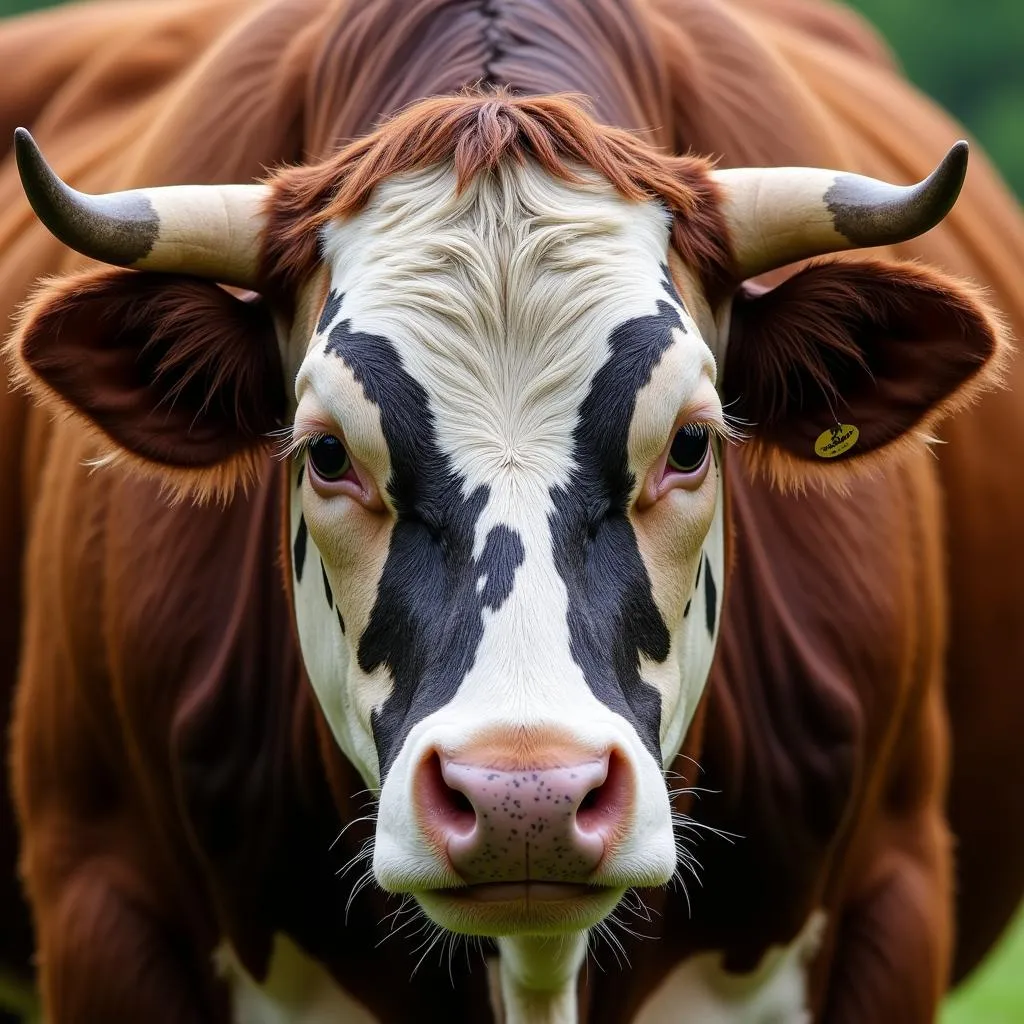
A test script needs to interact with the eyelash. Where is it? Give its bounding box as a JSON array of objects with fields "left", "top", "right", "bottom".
[
  {"left": 277, "top": 431, "right": 328, "bottom": 463},
  {"left": 686, "top": 419, "right": 736, "bottom": 447},
  {"left": 280, "top": 421, "right": 736, "bottom": 477}
]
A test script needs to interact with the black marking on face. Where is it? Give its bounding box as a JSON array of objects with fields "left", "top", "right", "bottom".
[
  {"left": 695, "top": 558, "right": 702, "bottom": 587},
  {"left": 323, "top": 308, "right": 524, "bottom": 777},
  {"left": 703, "top": 553, "right": 717, "bottom": 638},
  {"left": 478, "top": 526, "right": 526, "bottom": 611},
  {"left": 657, "top": 264, "right": 687, "bottom": 330},
  {"left": 296, "top": 462, "right": 304, "bottom": 489},
  {"left": 549, "top": 299, "right": 683, "bottom": 762},
  {"left": 338, "top": 610, "right": 346, "bottom": 634},
  {"left": 658, "top": 263, "right": 673, "bottom": 294},
  {"left": 321, "top": 560, "right": 334, "bottom": 610},
  {"left": 317, "top": 288, "right": 344, "bottom": 335},
  {"left": 293, "top": 514, "right": 308, "bottom": 583},
  {"left": 683, "top": 597, "right": 692, "bottom": 618}
]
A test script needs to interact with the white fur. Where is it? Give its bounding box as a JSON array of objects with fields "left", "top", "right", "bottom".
[
  {"left": 289, "top": 351, "right": 393, "bottom": 785},
  {"left": 632, "top": 911, "right": 828, "bottom": 1024},
  {"left": 286, "top": 159, "right": 729, "bottom": 1016},
  {"left": 498, "top": 934, "right": 588, "bottom": 1024},
  {"left": 214, "top": 934, "right": 379, "bottom": 1024}
]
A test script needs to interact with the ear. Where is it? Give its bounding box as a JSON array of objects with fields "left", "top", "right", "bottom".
[
  {"left": 9, "top": 267, "right": 286, "bottom": 501},
  {"left": 722, "top": 258, "right": 1009, "bottom": 487}
]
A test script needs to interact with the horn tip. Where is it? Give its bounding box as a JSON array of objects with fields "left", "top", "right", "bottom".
[
  {"left": 929, "top": 139, "right": 969, "bottom": 210},
  {"left": 13, "top": 125, "right": 75, "bottom": 240},
  {"left": 12, "top": 125, "right": 158, "bottom": 268},
  {"left": 944, "top": 139, "right": 970, "bottom": 178},
  {"left": 13, "top": 126, "right": 57, "bottom": 218},
  {"left": 13, "top": 126, "right": 56, "bottom": 200},
  {"left": 13, "top": 127, "right": 38, "bottom": 169}
]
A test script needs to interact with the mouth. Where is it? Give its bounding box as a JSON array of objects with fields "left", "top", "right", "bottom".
[
  {"left": 415, "top": 882, "right": 625, "bottom": 936},
  {"left": 443, "top": 882, "right": 607, "bottom": 903}
]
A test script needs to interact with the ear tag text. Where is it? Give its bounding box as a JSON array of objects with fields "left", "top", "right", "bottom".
[{"left": 814, "top": 423, "right": 860, "bottom": 459}]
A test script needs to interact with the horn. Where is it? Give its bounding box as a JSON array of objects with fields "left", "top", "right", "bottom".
[
  {"left": 713, "top": 141, "right": 969, "bottom": 280},
  {"left": 14, "top": 127, "right": 269, "bottom": 289}
]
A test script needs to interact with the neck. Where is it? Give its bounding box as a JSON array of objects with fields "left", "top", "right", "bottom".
[{"left": 497, "top": 934, "right": 588, "bottom": 1024}]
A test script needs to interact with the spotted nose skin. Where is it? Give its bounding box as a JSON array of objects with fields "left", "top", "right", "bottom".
[{"left": 418, "top": 753, "right": 632, "bottom": 884}]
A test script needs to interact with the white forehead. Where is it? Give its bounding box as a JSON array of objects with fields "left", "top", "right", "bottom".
[
  {"left": 300, "top": 161, "right": 717, "bottom": 480},
  {"left": 319, "top": 158, "right": 675, "bottom": 326},
  {"left": 290, "top": 159, "right": 727, "bottom": 786}
]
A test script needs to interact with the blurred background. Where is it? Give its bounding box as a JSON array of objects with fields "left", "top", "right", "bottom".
[
  {"left": 0, "top": 0, "right": 1021, "bottom": 198},
  {"left": 2, "top": 0, "right": 1022, "bottom": 198},
  {"left": 0, "top": 0, "right": 1021, "bottom": 1022}
]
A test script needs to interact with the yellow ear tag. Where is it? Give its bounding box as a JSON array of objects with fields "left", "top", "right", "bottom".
[{"left": 814, "top": 423, "right": 860, "bottom": 459}]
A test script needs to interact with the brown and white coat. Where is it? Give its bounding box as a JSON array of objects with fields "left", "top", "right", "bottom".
[{"left": 2, "top": 2, "right": 1024, "bottom": 1023}]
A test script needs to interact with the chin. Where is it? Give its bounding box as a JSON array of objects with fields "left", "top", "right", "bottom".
[{"left": 415, "top": 883, "right": 627, "bottom": 937}]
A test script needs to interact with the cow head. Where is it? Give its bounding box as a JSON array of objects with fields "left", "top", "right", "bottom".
[{"left": 9, "top": 95, "right": 1004, "bottom": 962}]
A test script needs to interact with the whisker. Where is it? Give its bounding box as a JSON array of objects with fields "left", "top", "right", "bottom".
[
  {"left": 618, "top": 889, "right": 658, "bottom": 926},
  {"left": 605, "top": 909, "right": 648, "bottom": 945},
  {"left": 666, "top": 752, "right": 705, "bottom": 777},
  {"left": 666, "top": 785, "right": 721, "bottom": 800},
  {"left": 376, "top": 907, "right": 423, "bottom": 947},
  {"left": 330, "top": 812, "right": 378, "bottom": 851},
  {"left": 411, "top": 924, "right": 447, "bottom": 978},
  {"left": 344, "top": 865, "right": 378, "bottom": 923},
  {"left": 593, "top": 920, "right": 630, "bottom": 970},
  {"left": 400, "top": 914, "right": 437, "bottom": 950},
  {"left": 377, "top": 895, "right": 416, "bottom": 937},
  {"left": 673, "top": 842, "right": 705, "bottom": 879},
  {"left": 670, "top": 864, "right": 694, "bottom": 916},
  {"left": 585, "top": 927, "right": 608, "bottom": 974},
  {"left": 443, "top": 931, "right": 461, "bottom": 987},
  {"left": 671, "top": 813, "right": 741, "bottom": 843},
  {"left": 335, "top": 836, "right": 375, "bottom": 881}
]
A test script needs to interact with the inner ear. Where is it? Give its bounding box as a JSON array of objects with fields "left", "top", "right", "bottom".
[{"left": 722, "top": 259, "right": 1002, "bottom": 462}]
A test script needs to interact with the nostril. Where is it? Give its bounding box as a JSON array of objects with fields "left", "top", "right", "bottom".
[
  {"left": 418, "top": 752, "right": 477, "bottom": 837},
  {"left": 450, "top": 786, "right": 474, "bottom": 818},
  {"left": 576, "top": 749, "right": 631, "bottom": 835}
]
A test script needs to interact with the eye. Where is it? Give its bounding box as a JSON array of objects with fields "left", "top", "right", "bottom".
[
  {"left": 667, "top": 423, "right": 711, "bottom": 474},
  {"left": 307, "top": 435, "right": 352, "bottom": 481}
]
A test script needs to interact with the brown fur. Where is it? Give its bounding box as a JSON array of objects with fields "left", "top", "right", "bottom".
[
  {"left": 0, "top": 0, "right": 252, "bottom": 982},
  {"left": 10, "top": 269, "right": 285, "bottom": 503},
  {"left": 725, "top": 257, "right": 1011, "bottom": 491},
  {"left": 3, "top": 0, "right": 1024, "bottom": 1020},
  {"left": 261, "top": 90, "right": 733, "bottom": 299}
]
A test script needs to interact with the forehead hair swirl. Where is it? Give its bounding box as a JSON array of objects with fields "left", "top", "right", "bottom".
[{"left": 260, "top": 90, "right": 733, "bottom": 297}]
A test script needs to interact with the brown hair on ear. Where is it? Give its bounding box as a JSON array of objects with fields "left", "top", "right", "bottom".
[
  {"left": 9, "top": 267, "right": 286, "bottom": 503},
  {"left": 722, "top": 257, "right": 1011, "bottom": 490}
]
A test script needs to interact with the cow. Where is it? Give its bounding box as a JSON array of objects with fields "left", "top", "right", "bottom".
[{"left": 2, "top": 1, "right": 1024, "bottom": 1022}]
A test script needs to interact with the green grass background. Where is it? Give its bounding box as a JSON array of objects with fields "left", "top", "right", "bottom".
[
  {"left": 1, "top": 0, "right": 1022, "bottom": 1020},
  {"left": 943, "top": 907, "right": 1024, "bottom": 1023}
]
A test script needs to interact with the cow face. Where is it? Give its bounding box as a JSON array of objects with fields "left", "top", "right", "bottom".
[
  {"left": 13, "top": 99, "right": 1005, "bottom": 947},
  {"left": 285, "top": 162, "right": 725, "bottom": 933}
]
